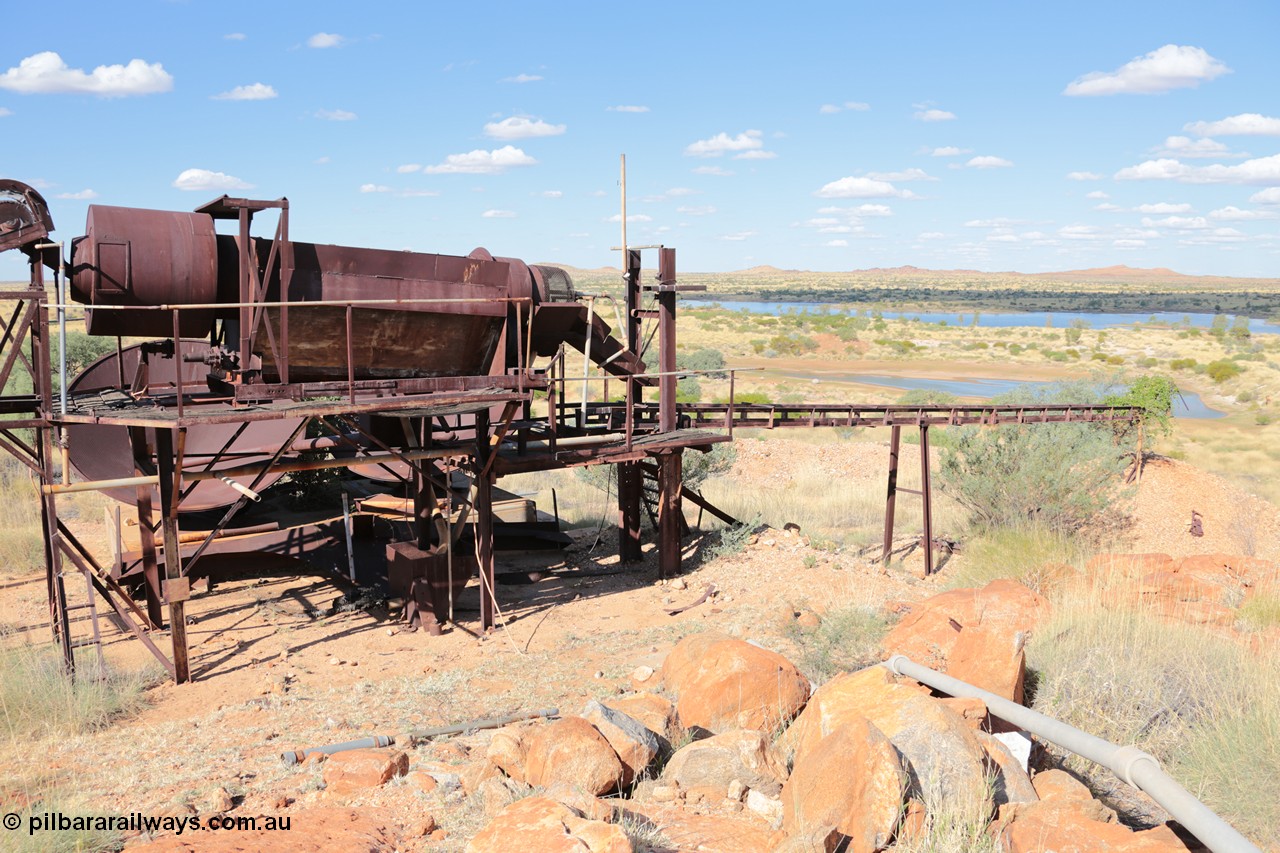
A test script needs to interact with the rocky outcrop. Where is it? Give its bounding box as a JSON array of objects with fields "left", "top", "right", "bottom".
[
  {"left": 661, "top": 632, "right": 810, "bottom": 734},
  {"left": 782, "top": 666, "right": 989, "bottom": 811},
  {"left": 881, "top": 579, "right": 1048, "bottom": 703},
  {"left": 321, "top": 749, "right": 409, "bottom": 796},
  {"left": 523, "top": 716, "right": 625, "bottom": 796},
  {"left": 465, "top": 797, "right": 631, "bottom": 853},
  {"left": 780, "top": 716, "right": 906, "bottom": 853}
]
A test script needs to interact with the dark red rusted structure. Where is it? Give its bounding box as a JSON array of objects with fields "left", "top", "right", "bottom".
[{"left": 0, "top": 178, "right": 1137, "bottom": 683}]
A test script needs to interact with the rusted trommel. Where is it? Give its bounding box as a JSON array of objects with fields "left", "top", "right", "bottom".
[{"left": 67, "top": 203, "right": 578, "bottom": 382}]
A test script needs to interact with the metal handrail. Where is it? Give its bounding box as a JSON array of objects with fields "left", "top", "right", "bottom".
[{"left": 883, "top": 655, "right": 1261, "bottom": 853}]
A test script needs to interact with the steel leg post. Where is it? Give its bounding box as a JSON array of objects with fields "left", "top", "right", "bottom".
[
  {"left": 882, "top": 425, "right": 901, "bottom": 562},
  {"left": 129, "top": 427, "right": 165, "bottom": 628},
  {"left": 920, "top": 424, "right": 934, "bottom": 576},
  {"left": 155, "top": 429, "right": 191, "bottom": 683},
  {"left": 617, "top": 461, "right": 643, "bottom": 563},
  {"left": 658, "top": 451, "right": 683, "bottom": 579}
]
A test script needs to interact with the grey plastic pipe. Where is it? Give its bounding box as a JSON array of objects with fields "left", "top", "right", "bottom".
[{"left": 883, "top": 655, "right": 1261, "bottom": 853}]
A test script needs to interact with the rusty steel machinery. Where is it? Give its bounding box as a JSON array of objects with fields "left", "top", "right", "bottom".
[{"left": 44, "top": 190, "right": 642, "bottom": 510}]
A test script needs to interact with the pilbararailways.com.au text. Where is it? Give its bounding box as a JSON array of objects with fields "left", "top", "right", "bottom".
[{"left": 12, "top": 811, "right": 292, "bottom": 836}]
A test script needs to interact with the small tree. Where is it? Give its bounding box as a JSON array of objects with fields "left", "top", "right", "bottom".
[{"left": 1103, "top": 375, "right": 1177, "bottom": 482}]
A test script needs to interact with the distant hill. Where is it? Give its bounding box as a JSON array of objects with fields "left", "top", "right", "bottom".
[{"left": 711, "top": 262, "right": 1275, "bottom": 284}]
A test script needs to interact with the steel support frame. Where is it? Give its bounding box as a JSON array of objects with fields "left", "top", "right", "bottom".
[{"left": 881, "top": 424, "right": 936, "bottom": 576}]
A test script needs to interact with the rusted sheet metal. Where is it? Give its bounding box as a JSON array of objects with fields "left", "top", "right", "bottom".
[
  {"left": 66, "top": 340, "right": 302, "bottom": 510},
  {"left": 0, "top": 180, "right": 55, "bottom": 253}
]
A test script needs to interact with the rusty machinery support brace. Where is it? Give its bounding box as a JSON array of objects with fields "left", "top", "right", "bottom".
[
  {"left": 881, "top": 424, "right": 937, "bottom": 576},
  {"left": 155, "top": 428, "right": 191, "bottom": 683},
  {"left": 474, "top": 407, "right": 496, "bottom": 631},
  {"left": 617, "top": 248, "right": 644, "bottom": 562}
]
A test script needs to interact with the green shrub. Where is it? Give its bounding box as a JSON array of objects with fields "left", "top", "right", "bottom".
[
  {"left": 683, "top": 444, "right": 736, "bottom": 491},
  {"left": 675, "top": 347, "right": 726, "bottom": 378},
  {"left": 1206, "top": 360, "right": 1243, "bottom": 383},
  {"left": 937, "top": 383, "right": 1129, "bottom": 532}
]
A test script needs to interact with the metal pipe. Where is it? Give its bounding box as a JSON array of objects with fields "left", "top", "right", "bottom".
[
  {"left": 883, "top": 655, "right": 1262, "bottom": 853},
  {"left": 281, "top": 735, "right": 393, "bottom": 767},
  {"left": 407, "top": 707, "right": 559, "bottom": 741},
  {"left": 184, "top": 446, "right": 465, "bottom": 482},
  {"left": 44, "top": 296, "right": 534, "bottom": 311},
  {"left": 43, "top": 474, "right": 160, "bottom": 495}
]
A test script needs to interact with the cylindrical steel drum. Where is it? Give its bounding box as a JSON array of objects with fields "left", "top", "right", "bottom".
[{"left": 69, "top": 205, "right": 219, "bottom": 337}]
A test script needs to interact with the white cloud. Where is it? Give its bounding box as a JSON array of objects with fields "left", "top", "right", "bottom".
[
  {"left": 917, "top": 232, "right": 946, "bottom": 240},
  {"left": 986, "top": 234, "right": 1020, "bottom": 243},
  {"left": 1115, "top": 154, "right": 1280, "bottom": 185},
  {"left": 721, "top": 231, "right": 756, "bottom": 241},
  {"left": 0, "top": 108, "right": 10, "bottom": 117},
  {"left": 915, "top": 108, "right": 956, "bottom": 122},
  {"left": 1067, "top": 171, "right": 1103, "bottom": 181},
  {"left": 1114, "top": 239, "right": 1146, "bottom": 249},
  {"left": 1135, "top": 202, "right": 1192, "bottom": 214},
  {"left": 964, "top": 218, "right": 1023, "bottom": 227},
  {"left": 1085, "top": 190, "right": 1110, "bottom": 199},
  {"left": 1153, "top": 136, "right": 1239, "bottom": 158},
  {"left": 396, "top": 164, "right": 422, "bottom": 174},
  {"left": 172, "top": 168, "right": 253, "bottom": 192},
  {"left": 607, "top": 105, "right": 649, "bottom": 113},
  {"left": 854, "top": 204, "right": 893, "bottom": 216},
  {"left": 502, "top": 73, "right": 542, "bottom": 83},
  {"left": 314, "top": 156, "right": 330, "bottom": 164},
  {"left": 1185, "top": 113, "right": 1280, "bottom": 137},
  {"left": 814, "top": 176, "right": 913, "bottom": 199},
  {"left": 55, "top": 189, "right": 97, "bottom": 200},
  {"left": 1094, "top": 203, "right": 1123, "bottom": 211},
  {"left": 483, "top": 116, "right": 566, "bottom": 140},
  {"left": 360, "top": 184, "right": 391, "bottom": 193},
  {"left": 930, "top": 146, "right": 970, "bottom": 157},
  {"left": 735, "top": 149, "right": 777, "bottom": 160},
  {"left": 677, "top": 205, "right": 717, "bottom": 215},
  {"left": 1251, "top": 187, "right": 1280, "bottom": 204},
  {"left": 399, "top": 189, "right": 439, "bottom": 198},
  {"left": 823, "top": 239, "right": 849, "bottom": 247},
  {"left": 692, "top": 165, "right": 733, "bottom": 176},
  {"left": 424, "top": 145, "right": 537, "bottom": 175},
  {"left": 1063, "top": 44, "right": 1229, "bottom": 96},
  {"left": 1142, "top": 215, "right": 1210, "bottom": 229},
  {"left": 212, "top": 82, "right": 277, "bottom": 101},
  {"left": 967, "top": 156, "right": 1013, "bottom": 169},
  {"left": 307, "top": 33, "right": 344, "bottom": 49},
  {"left": 1059, "top": 225, "right": 1102, "bottom": 240},
  {"left": 315, "top": 108, "right": 356, "bottom": 121},
  {"left": 1179, "top": 227, "right": 1248, "bottom": 245},
  {"left": 606, "top": 213, "right": 652, "bottom": 223},
  {"left": 224, "top": 33, "right": 246, "bottom": 41},
  {"left": 1209, "top": 206, "right": 1277, "bottom": 221},
  {"left": 0, "top": 51, "right": 172, "bottom": 97},
  {"left": 819, "top": 101, "right": 870, "bottom": 114},
  {"left": 685, "top": 129, "right": 763, "bottom": 157},
  {"left": 867, "top": 168, "right": 935, "bottom": 181},
  {"left": 482, "top": 209, "right": 516, "bottom": 218},
  {"left": 541, "top": 190, "right": 563, "bottom": 198},
  {"left": 665, "top": 187, "right": 697, "bottom": 197}
]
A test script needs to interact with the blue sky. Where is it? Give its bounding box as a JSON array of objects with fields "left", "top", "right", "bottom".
[{"left": 2, "top": 1, "right": 1279, "bottom": 281}]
